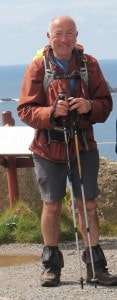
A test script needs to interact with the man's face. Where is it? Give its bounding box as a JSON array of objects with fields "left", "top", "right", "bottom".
[{"left": 47, "top": 18, "right": 78, "bottom": 60}]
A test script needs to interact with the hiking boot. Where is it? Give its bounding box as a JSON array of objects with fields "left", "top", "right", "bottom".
[
  {"left": 87, "top": 264, "right": 117, "bottom": 286},
  {"left": 82, "top": 244, "right": 117, "bottom": 286},
  {"left": 40, "top": 266, "right": 61, "bottom": 287},
  {"left": 40, "top": 245, "right": 64, "bottom": 287}
]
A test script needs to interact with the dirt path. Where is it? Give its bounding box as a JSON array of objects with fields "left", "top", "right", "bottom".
[{"left": 0, "top": 239, "right": 117, "bottom": 300}]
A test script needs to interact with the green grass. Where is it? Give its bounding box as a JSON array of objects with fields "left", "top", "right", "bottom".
[
  {"left": 0, "top": 194, "right": 116, "bottom": 244},
  {"left": 0, "top": 198, "right": 76, "bottom": 244},
  {"left": 99, "top": 221, "right": 117, "bottom": 237},
  {"left": 0, "top": 202, "right": 41, "bottom": 244}
]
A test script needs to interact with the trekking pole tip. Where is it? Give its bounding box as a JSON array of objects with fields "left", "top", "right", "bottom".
[
  {"left": 90, "top": 277, "right": 98, "bottom": 288},
  {"left": 80, "top": 277, "right": 84, "bottom": 289}
]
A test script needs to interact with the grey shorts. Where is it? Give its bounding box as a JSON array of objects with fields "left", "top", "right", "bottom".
[{"left": 33, "top": 149, "right": 99, "bottom": 202}]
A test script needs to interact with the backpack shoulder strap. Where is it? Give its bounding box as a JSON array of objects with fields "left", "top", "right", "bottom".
[
  {"left": 43, "top": 55, "right": 51, "bottom": 70},
  {"left": 43, "top": 56, "right": 56, "bottom": 91},
  {"left": 80, "top": 55, "right": 88, "bottom": 87}
]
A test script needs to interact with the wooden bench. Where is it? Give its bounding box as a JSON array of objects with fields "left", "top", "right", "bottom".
[{"left": 0, "top": 111, "right": 35, "bottom": 207}]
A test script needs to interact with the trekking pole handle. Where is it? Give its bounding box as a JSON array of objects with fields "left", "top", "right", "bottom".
[
  {"left": 58, "top": 92, "right": 66, "bottom": 126},
  {"left": 67, "top": 97, "right": 74, "bottom": 101},
  {"left": 58, "top": 92, "right": 66, "bottom": 101},
  {"left": 67, "top": 97, "right": 78, "bottom": 126}
]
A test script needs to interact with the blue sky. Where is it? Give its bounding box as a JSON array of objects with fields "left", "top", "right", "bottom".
[{"left": 0, "top": 0, "right": 117, "bottom": 65}]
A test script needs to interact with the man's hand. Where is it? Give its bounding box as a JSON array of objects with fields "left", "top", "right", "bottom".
[
  {"left": 68, "top": 97, "right": 92, "bottom": 114},
  {"left": 54, "top": 100, "right": 69, "bottom": 118}
]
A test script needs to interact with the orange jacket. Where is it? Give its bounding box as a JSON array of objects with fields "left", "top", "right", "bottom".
[{"left": 17, "top": 44, "right": 112, "bottom": 162}]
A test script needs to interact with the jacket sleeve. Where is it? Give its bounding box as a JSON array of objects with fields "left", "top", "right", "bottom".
[
  {"left": 86, "top": 56, "right": 113, "bottom": 123},
  {"left": 17, "top": 59, "right": 53, "bottom": 129}
]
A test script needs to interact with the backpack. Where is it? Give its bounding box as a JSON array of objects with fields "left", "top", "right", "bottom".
[{"left": 33, "top": 48, "right": 89, "bottom": 91}]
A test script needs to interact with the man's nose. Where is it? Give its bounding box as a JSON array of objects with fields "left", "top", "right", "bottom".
[{"left": 60, "top": 34, "right": 67, "bottom": 41}]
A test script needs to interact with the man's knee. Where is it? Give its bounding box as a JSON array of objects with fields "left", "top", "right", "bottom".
[
  {"left": 77, "top": 198, "right": 96, "bottom": 214},
  {"left": 43, "top": 202, "right": 62, "bottom": 215}
]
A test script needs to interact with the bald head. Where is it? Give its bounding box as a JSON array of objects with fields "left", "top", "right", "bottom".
[{"left": 48, "top": 15, "right": 77, "bottom": 34}]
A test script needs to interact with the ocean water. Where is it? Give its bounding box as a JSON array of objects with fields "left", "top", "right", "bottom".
[{"left": 0, "top": 60, "right": 117, "bottom": 161}]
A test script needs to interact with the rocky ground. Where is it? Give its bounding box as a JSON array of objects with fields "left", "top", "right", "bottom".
[
  {"left": 97, "top": 157, "right": 117, "bottom": 223},
  {"left": 0, "top": 239, "right": 117, "bottom": 300}
]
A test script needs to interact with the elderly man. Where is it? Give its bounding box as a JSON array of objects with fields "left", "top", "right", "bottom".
[{"left": 17, "top": 15, "right": 117, "bottom": 287}]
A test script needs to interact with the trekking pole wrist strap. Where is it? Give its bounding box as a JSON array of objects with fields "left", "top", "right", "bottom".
[{"left": 50, "top": 99, "right": 58, "bottom": 124}]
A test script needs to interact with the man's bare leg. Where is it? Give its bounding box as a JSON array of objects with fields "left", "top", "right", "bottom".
[
  {"left": 41, "top": 201, "right": 62, "bottom": 246},
  {"left": 77, "top": 198, "right": 99, "bottom": 247},
  {"left": 77, "top": 198, "right": 117, "bottom": 285},
  {"left": 40, "top": 201, "right": 64, "bottom": 287}
]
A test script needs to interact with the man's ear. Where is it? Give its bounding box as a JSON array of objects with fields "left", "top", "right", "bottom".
[
  {"left": 75, "top": 31, "right": 78, "bottom": 42},
  {"left": 47, "top": 32, "right": 50, "bottom": 39}
]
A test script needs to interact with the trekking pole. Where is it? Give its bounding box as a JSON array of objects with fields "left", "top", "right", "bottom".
[
  {"left": 68, "top": 97, "right": 97, "bottom": 287},
  {"left": 58, "top": 93, "right": 84, "bottom": 289}
]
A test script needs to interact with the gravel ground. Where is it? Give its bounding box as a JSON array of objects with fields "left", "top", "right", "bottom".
[{"left": 0, "top": 238, "right": 117, "bottom": 300}]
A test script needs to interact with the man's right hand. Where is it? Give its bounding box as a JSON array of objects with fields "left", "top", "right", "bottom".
[{"left": 54, "top": 100, "right": 69, "bottom": 118}]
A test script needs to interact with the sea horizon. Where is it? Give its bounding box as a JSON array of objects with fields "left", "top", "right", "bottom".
[{"left": 0, "top": 57, "right": 117, "bottom": 66}]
